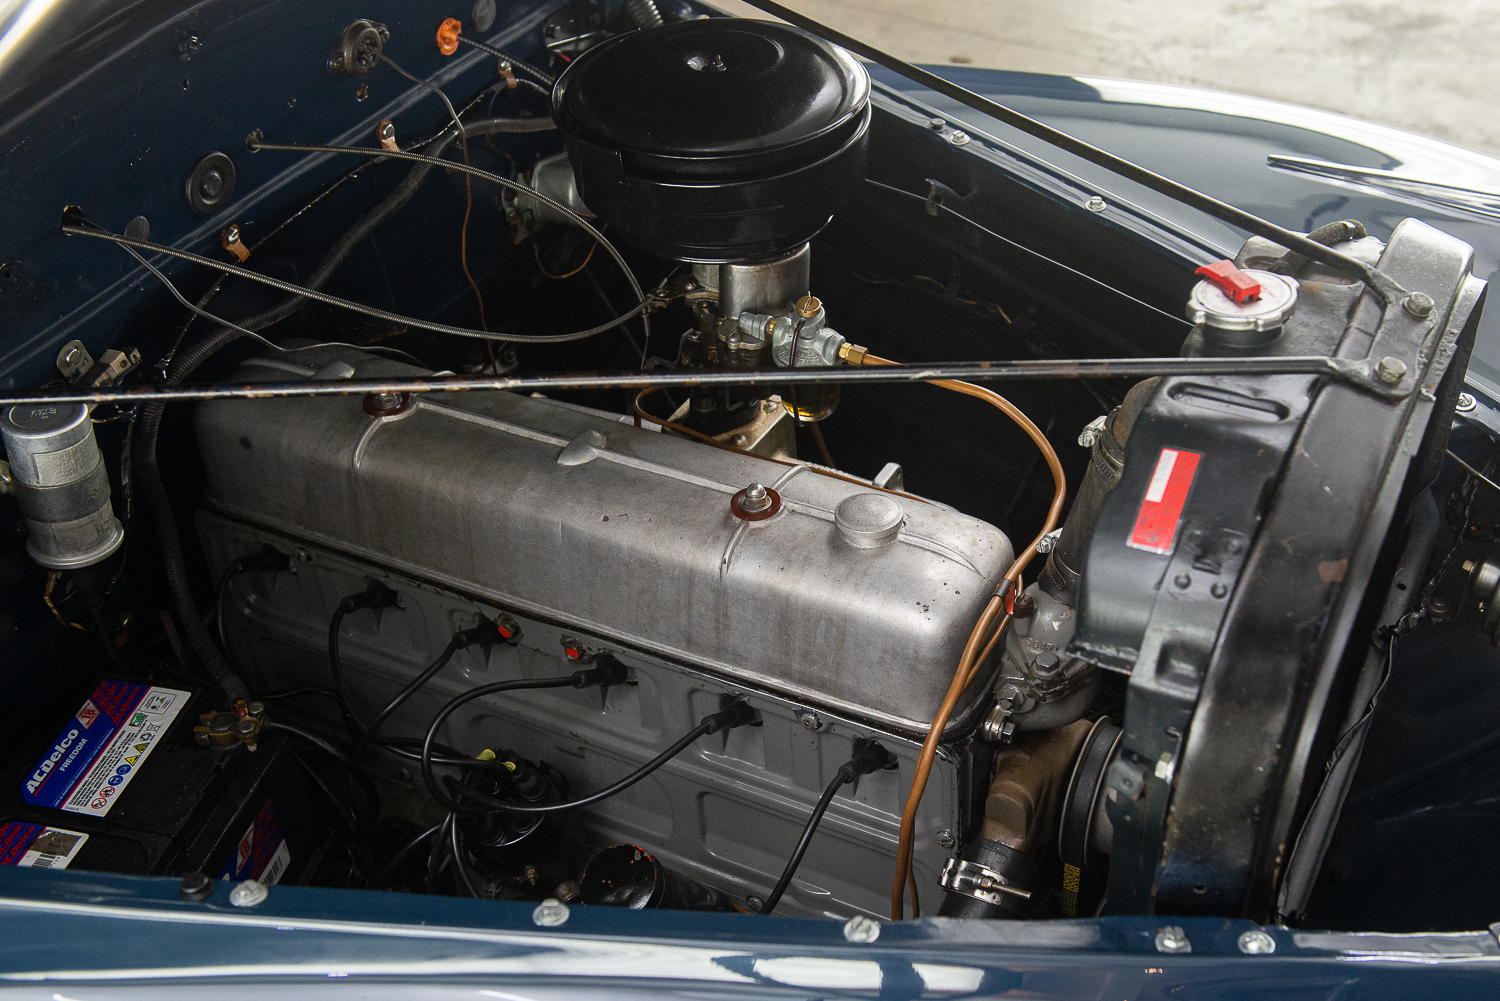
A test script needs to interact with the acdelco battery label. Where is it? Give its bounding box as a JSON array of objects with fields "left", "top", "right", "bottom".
[
  {"left": 0, "top": 821, "right": 89, "bottom": 869},
  {"left": 218, "top": 797, "right": 290, "bottom": 886},
  {"left": 1127, "top": 447, "right": 1201, "bottom": 555},
  {"left": 21, "top": 681, "right": 189, "bottom": 817}
]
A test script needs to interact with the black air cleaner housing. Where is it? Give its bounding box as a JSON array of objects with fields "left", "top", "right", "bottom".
[{"left": 552, "top": 18, "right": 870, "bottom": 262}]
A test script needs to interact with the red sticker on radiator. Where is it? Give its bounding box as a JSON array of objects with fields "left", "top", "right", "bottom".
[{"left": 1127, "top": 447, "right": 1201, "bottom": 555}]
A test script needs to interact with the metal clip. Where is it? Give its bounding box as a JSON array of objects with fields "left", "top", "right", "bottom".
[
  {"left": 939, "top": 856, "right": 1032, "bottom": 904},
  {"left": 377, "top": 119, "right": 399, "bottom": 153}
]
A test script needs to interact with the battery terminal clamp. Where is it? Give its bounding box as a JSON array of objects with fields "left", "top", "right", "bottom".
[{"left": 195, "top": 699, "right": 267, "bottom": 750}]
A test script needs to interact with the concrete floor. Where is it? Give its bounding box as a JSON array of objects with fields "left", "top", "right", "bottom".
[{"left": 713, "top": 0, "right": 1500, "bottom": 159}]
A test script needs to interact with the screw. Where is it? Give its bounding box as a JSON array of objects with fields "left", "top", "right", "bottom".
[
  {"left": 1226, "top": 538, "right": 1243, "bottom": 555},
  {"left": 797, "top": 709, "right": 822, "bottom": 731},
  {"left": 1211, "top": 582, "right": 1228, "bottom": 599},
  {"left": 64, "top": 346, "right": 83, "bottom": 367},
  {"left": 844, "top": 915, "right": 882, "bottom": 943},
  {"left": 223, "top": 224, "right": 241, "bottom": 245},
  {"left": 1402, "top": 291, "right": 1435, "bottom": 319},
  {"left": 927, "top": 117, "right": 945, "bottom": 130},
  {"left": 1463, "top": 559, "right": 1476, "bottom": 574},
  {"left": 533, "top": 897, "right": 570, "bottom": 927},
  {"left": 1458, "top": 392, "right": 1478, "bottom": 413},
  {"left": 1238, "top": 929, "right": 1277, "bottom": 954},
  {"left": 378, "top": 120, "right": 395, "bottom": 143},
  {"left": 1174, "top": 573, "right": 1192, "bottom": 589},
  {"left": 1085, "top": 196, "right": 1108, "bottom": 213},
  {"left": 372, "top": 391, "right": 403, "bottom": 410},
  {"left": 229, "top": 879, "right": 269, "bottom": 907},
  {"left": 947, "top": 130, "right": 970, "bottom": 146},
  {"left": 295, "top": 547, "right": 312, "bottom": 563},
  {"left": 1032, "top": 651, "right": 1061, "bottom": 678},
  {"left": 796, "top": 295, "right": 821, "bottom": 318},
  {"left": 936, "top": 828, "right": 955, "bottom": 849},
  {"left": 1155, "top": 925, "right": 1192, "bottom": 954},
  {"left": 745, "top": 894, "right": 765, "bottom": 911},
  {"left": 729, "top": 434, "right": 748, "bottom": 447},
  {"left": 741, "top": 482, "right": 771, "bottom": 513},
  {"left": 235, "top": 717, "right": 257, "bottom": 737},
  {"left": 356, "top": 83, "right": 370, "bottom": 101},
  {"left": 523, "top": 865, "right": 539, "bottom": 886},
  {"left": 1377, "top": 356, "right": 1408, "bottom": 385},
  {"left": 178, "top": 872, "right": 214, "bottom": 901},
  {"left": 1011, "top": 591, "right": 1036, "bottom": 618}
]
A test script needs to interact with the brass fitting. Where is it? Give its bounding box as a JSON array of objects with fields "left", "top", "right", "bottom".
[
  {"left": 795, "top": 295, "right": 822, "bottom": 318},
  {"left": 838, "top": 341, "right": 868, "bottom": 366}
]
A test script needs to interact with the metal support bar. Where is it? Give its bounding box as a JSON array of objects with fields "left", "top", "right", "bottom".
[{"left": 0, "top": 356, "right": 1369, "bottom": 409}]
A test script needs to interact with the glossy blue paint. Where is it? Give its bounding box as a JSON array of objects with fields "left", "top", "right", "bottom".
[{"left": 0, "top": 865, "right": 1497, "bottom": 997}]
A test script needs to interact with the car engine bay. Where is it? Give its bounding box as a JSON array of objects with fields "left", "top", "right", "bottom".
[{"left": 0, "top": 0, "right": 1496, "bottom": 933}]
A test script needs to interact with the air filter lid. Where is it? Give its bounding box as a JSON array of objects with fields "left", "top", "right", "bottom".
[{"left": 553, "top": 18, "right": 870, "bottom": 262}]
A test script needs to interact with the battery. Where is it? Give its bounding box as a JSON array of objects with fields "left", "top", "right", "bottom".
[{"left": 0, "top": 678, "right": 323, "bottom": 884}]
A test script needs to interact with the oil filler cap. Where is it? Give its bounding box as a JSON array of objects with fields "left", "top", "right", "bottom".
[
  {"left": 835, "top": 493, "right": 904, "bottom": 549},
  {"left": 1186, "top": 264, "right": 1297, "bottom": 348}
]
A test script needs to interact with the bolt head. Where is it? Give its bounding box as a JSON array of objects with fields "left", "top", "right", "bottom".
[
  {"left": 935, "top": 828, "right": 955, "bottom": 849},
  {"left": 928, "top": 117, "right": 945, "bottom": 130},
  {"left": 1238, "top": 929, "right": 1277, "bottom": 954},
  {"left": 843, "top": 914, "right": 881, "bottom": 943},
  {"left": 740, "top": 482, "right": 772, "bottom": 513},
  {"left": 947, "top": 130, "right": 970, "bottom": 146},
  {"left": 229, "top": 879, "right": 269, "bottom": 908},
  {"left": 797, "top": 710, "right": 822, "bottom": 731},
  {"left": 1174, "top": 573, "right": 1192, "bottom": 590},
  {"left": 63, "top": 347, "right": 82, "bottom": 366},
  {"left": 1458, "top": 392, "right": 1478, "bottom": 413},
  {"left": 1377, "top": 356, "right": 1409, "bottom": 384},
  {"left": 1085, "top": 196, "right": 1108, "bottom": 213},
  {"left": 1032, "top": 651, "right": 1061, "bottom": 678},
  {"left": 533, "top": 897, "right": 570, "bottom": 927},
  {"left": 1155, "top": 925, "right": 1192, "bottom": 954},
  {"left": 178, "top": 872, "right": 214, "bottom": 901},
  {"left": 745, "top": 894, "right": 765, "bottom": 911},
  {"left": 1402, "top": 291, "right": 1435, "bottom": 319}
]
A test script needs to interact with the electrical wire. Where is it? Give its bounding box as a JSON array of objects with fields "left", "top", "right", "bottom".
[
  {"left": 450, "top": 813, "right": 484, "bottom": 898},
  {"left": 455, "top": 34, "right": 556, "bottom": 85},
  {"left": 76, "top": 216, "right": 434, "bottom": 365},
  {"left": 63, "top": 220, "right": 650, "bottom": 346},
  {"left": 372, "top": 822, "right": 443, "bottom": 890},
  {"left": 761, "top": 765, "right": 854, "bottom": 914},
  {"left": 243, "top": 136, "right": 650, "bottom": 343},
  {"left": 379, "top": 53, "right": 489, "bottom": 333},
  {"left": 264, "top": 720, "right": 382, "bottom": 824},
  {"left": 863, "top": 178, "right": 1192, "bottom": 329},
  {"left": 859, "top": 352, "right": 1066, "bottom": 920}
]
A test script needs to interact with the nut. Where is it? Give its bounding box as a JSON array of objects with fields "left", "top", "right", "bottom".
[
  {"left": 1031, "top": 651, "right": 1061, "bottom": 679},
  {"left": 1238, "top": 929, "right": 1276, "bottom": 954},
  {"left": 741, "top": 482, "right": 771, "bottom": 513},
  {"left": 229, "top": 879, "right": 269, "bottom": 908},
  {"left": 1155, "top": 925, "right": 1191, "bottom": 954},
  {"left": 532, "top": 897, "right": 570, "bottom": 927}
]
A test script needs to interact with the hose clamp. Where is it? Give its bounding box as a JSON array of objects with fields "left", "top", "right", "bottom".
[{"left": 939, "top": 856, "right": 1032, "bottom": 905}]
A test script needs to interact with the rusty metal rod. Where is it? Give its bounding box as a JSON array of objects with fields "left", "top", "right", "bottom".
[{"left": 0, "top": 356, "right": 1357, "bottom": 408}]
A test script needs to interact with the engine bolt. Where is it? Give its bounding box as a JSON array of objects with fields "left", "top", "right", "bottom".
[
  {"left": 1032, "top": 651, "right": 1061, "bottom": 679},
  {"left": 1085, "top": 195, "right": 1108, "bottom": 213},
  {"left": 1238, "top": 929, "right": 1277, "bottom": 954},
  {"left": 1402, "top": 291, "right": 1435, "bottom": 318},
  {"left": 532, "top": 897, "right": 570, "bottom": 927},
  {"left": 741, "top": 482, "right": 772, "bottom": 513},
  {"left": 1376, "top": 356, "right": 1408, "bottom": 384},
  {"left": 1155, "top": 925, "right": 1192, "bottom": 954}
]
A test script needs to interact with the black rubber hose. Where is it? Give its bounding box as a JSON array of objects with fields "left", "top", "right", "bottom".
[
  {"left": 760, "top": 764, "right": 855, "bottom": 914},
  {"left": 450, "top": 813, "right": 484, "bottom": 898},
  {"left": 132, "top": 116, "right": 549, "bottom": 704}
]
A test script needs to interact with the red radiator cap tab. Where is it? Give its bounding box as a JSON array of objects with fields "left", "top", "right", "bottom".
[{"left": 1195, "top": 260, "right": 1262, "bottom": 304}]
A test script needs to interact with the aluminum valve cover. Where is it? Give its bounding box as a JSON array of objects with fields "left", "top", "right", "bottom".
[{"left": 194, "top": 352, "right": 1014, "bottom": 732}]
